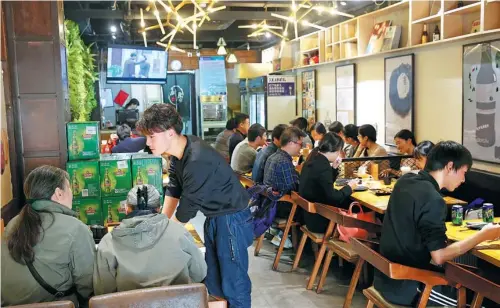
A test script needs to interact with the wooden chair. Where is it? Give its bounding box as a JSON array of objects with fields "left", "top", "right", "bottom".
[
  {"left": 445, "top": 262, "right": 500, "bottom": 307},
  {"left": 291, "top": 192, "right": 339, "bottom": 290},
  {"left": 350, "top": 238, "right": 461, "bottom": 308},
  {"left": 6, "top": 301, "right": 74, "bottom": 308},
  {"left": 313, "top": 203, "right": 382, "bottom": 303},
  {"left": 89, "top": 283, "right": 209, "bottom": 308},
  {"left": 254, "top": 194, "right": 299, "bottom": 259}
]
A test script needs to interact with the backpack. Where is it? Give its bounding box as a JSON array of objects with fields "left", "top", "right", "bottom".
[{"left": 247, "top": 184, "right": 282, "bottom": 238}]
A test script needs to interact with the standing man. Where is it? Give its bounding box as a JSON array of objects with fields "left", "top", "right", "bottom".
[
  {"left": 228, "top": 113, "right": 250, "bottom": 160},
  {"left": 122, "top": 53, "right": 138, "bottom": 78},
  {"left": 136, "top": 104, "right": 253, "bottom": 308}
]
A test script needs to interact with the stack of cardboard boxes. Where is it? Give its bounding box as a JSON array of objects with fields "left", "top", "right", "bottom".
[
  {"left": 66, "top": 122, "right": 163, "bottom": 226},
  {"left": 66, "top": 122, "right": 102, "bottom": 225}
]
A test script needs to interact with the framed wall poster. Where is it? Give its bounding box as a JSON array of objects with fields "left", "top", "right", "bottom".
[
  {"left": 335, "top": 64, "right": 356, "bottom": 125},
  {"left": 463, "top": 40, "right": 500, "bottom": 164},
  {"left": 384, "top": 54, "right": 414, "bottom": 146},
  {"left": 302, "top": 70, "right": 316, "bottom": 127}
]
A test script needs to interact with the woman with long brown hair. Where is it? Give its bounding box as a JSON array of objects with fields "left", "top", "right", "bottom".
[{"left": 1, "top": 165, "right": 95, "bottom": 307}]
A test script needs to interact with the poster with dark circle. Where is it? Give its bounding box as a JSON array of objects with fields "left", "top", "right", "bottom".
[
  {"left": 384, "top": 54, "right": 414, "bottom": 146},
  {"left": 463, "top": 40, "right": 500, "bottom": 164}
]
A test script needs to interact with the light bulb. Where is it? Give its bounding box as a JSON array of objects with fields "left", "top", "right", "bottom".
[
  {"left": 110, "top": 25, "right": 117, "bottom": 33},
  {"left": 265, "top": 32, "right": 271, "bottom": 38},
  {"left": 341, "top": 1, "right": 347, "bottom": 6}
]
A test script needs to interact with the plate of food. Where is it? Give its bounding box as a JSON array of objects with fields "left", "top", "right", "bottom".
[
  {"left": 353, "top": 185, "right": 369, "bottom": 192},
  {"left": 373, "top": 187, "right": 393, "bottom": 196}
]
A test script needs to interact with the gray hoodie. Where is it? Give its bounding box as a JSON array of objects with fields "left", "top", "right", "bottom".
[{"left": 93, "top": 214, "right": 207, "bottom": 295}]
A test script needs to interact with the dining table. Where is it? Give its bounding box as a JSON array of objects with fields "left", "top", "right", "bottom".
[
  {"left": 445, "top": 219, "right": 500, "bottom": 268},
  {"left": 334, "top": 179, "right": 467, "bottom": 214}
]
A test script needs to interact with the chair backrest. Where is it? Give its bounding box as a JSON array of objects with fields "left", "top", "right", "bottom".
[
  {"left": 238, "top": 174, "right": 255, "bottom": 188},
  {"left": 89, "top": 284, "right": 209, "bottom": 308},
  {"left": 291, "top": 191, "right": 316, "bottom": 213},
  {"left": 350, "top": 238, "right": 450, "bottom": 287},
  {"left": 313, "top": 203, "right": 343, "bottom": 224},
  {"left": 445, "top": 262, "right": 500, "bottom": 304},
  {"left": 7, "top": 301, "right": 74, "bottom": 308},
  {"left": 339, "top": 213, "right": 382, "bottom": 234}
]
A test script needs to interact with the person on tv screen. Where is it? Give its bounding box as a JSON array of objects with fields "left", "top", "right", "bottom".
[
  {"left": 122, "top": 53, "right": 138, "bottom": 78},
  {"left": 138, "top": 55, "right": 150, "bottom": 78}
]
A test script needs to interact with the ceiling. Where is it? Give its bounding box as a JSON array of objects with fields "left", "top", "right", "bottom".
[{"left": 64, "top": 1, "right": 392, "bottom": 51}]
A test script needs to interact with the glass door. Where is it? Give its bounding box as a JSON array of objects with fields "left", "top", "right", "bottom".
[
  {"left": 256, "top": 93, "right": 266, "bottom": 128},
  {"left": 249, "top": 93, "right": 257, "bottom": 124}
]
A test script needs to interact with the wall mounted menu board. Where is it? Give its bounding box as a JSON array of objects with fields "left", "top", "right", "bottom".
[
  {"left": 335, "top": 64, "right": 356, "bottom": 125},
  {"left": 302, "top": 70, "right": 316, "bottom": 127},
  {"left": 199, "top": 56, "right": 228, "bottom": 123}
]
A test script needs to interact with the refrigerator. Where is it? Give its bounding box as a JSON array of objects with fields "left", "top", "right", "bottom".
[
  {"left": 247, "top": 76, "right": 268, "bottom": 129},
  {"left": 162, "top": 72, "right": 199, "bottom": 136}
]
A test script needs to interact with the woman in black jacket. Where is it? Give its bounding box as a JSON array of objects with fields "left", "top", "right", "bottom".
[{"left": 299, "top": 133, "right": 358, "bottom": 233}]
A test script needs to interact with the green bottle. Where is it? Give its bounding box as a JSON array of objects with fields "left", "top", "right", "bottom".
[
  {"left": 72, "top": 170, "right": 80, "bottom": 196},
  {"left": 104, "top": 168, "right": 112, "bottom": 193}
]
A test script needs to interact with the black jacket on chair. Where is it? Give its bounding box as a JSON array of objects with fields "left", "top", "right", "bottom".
[{"left": 299, "top": 151, "right": 352, "bottom": 233}]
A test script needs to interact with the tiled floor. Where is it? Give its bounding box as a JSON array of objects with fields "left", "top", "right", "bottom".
[{"left": 191, "top": 213, "right": 367, "bottom": 308}]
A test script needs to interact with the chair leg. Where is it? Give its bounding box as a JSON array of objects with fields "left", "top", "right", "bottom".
[
  {"left": 366, "top": 301, "right": 374, "bottom": 308},
  {"left": 306, "top": 242, "right": 328, "bottom": 290},
  {"left": 254, "top": 234, "right": 265, "bottom": 257},
  {"left": 273, "top": 203, "right": 297, "bottom": 271},
  {"left": 316, "top": 249, "right": 334, "bottom": 294},
  {"left": 292, "top": 233, "right": 308, "bottom": 271},
  {"left": 457, "top": 287, "right": 466, "bottom": 308},
  {"left": 470, "top": 293, "right": 484, "bottom": 308},
  {"left": 416, "top": 285, "right": 432, "bottom": 308},
  {"left": 343, "top": 258, "right": 365, "bottom": 308}
]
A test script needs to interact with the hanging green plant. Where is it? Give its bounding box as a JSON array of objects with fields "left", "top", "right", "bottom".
[{"left": 65, "top": 20, "right": 97, "bottom": 122}]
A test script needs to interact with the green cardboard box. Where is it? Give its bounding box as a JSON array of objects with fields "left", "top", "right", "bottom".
[
  {"left": 67, "top": 122, "right": 100, "bottom": 161},
  {"left": 73, "top": 198, "right": 102, "bottom": 225},
  {"left": 99, "top": 154, "right": 132, "bottom": 196},
  {"left": 102, "top": 196, "right": 128, "bottom": 223},
  {"left": 67, "top": 160, "right": 100, "bottom": 198},
  {"left": 131, "top": 154, "right": 163, "bottom": 192}
]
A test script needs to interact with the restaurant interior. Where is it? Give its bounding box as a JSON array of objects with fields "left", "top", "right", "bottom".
[{"left": 1, "top": 0, "right": 500, "bottom": 307}]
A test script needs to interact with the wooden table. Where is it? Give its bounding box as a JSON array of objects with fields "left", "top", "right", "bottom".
[
  {"left": 446, "top": 219, "right": 500, "bottom": 267},
  {"left": 335, "top": 181, "right": 467, "bottom": 214}
]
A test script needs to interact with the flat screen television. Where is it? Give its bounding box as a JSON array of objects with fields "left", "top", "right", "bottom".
[{"left": 107, "top": 45, "right": 168, "bottom": 84}]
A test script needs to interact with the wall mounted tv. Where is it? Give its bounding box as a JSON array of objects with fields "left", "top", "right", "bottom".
[{"left": 106, "top": 45, "right": 168, "bottom": 84}]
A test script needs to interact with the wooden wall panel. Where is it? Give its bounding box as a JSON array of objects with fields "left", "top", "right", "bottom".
[
  {"left": 24, "top": 157, "right": 62, "bottom": 176},
  {"left": 15, "top": 41, "right": 56, "bottom": 94},
  {"left": 11, "top": 1, "right": 52, "bottom": 37},
  {"left": 1, "top": 4, "right": 7, "bottom": 61},
  {"left": 19, "top": 98, "right": 60, "bottom": 152}
]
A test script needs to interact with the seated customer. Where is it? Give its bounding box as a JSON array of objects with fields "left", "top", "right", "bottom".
[
  {"left": 380, "top": 129, "right": 417, "bottom": 177},
  {"left": 343, "top": 124, "right": 360, "bottom": 158},
  {"left": 299, "top": 133, "right": 358, "bottom": 233},
  {"left": 231, "top": 123, "right": 267, "bottom": 174},
  {"left": 328, "top": 121, "right": 345, "bottom": 140},
  {"left": 311, "top": 122, "right": 327, "bottom": 148},
  {"left": 111, "top": 124, "right": 147, "bottom": 153},
  {"left": 354, "top": 124, "right": 387, "bottom": 157},
  {"left": 214, "top": 118, "right": 236, "bottom": 161},
  {"left": 94, "top": 185, "right": 207, "bottom": 295},
  {"left": 290, "top": 117, "right": 313, "bottom": 148},
  {"left": 414, "top": 140, "right": 435, "bottom": 170},
  {"left": 1, "top": 166, "right": 95, "bottom": 306},
  {"left": 374, "top": 141, "right": 500, "bottom": 306},
  {"left": 228, "top": 113, "right": 250, "bottom": 160},
  {"left": 264, "top": 127, "right": 306, "bottom": 218},
  {"left": 252, "top": 124, "right": 288, "bottom": 184}
]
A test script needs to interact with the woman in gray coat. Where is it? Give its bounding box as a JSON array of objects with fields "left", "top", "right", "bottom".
[{"left": 1, "top": 165, "right": 95, "bottom": 307}]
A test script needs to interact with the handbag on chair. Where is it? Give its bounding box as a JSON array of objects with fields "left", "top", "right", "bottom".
[{"left": 336, "top": 202, "right": 376, "bottom": 243}]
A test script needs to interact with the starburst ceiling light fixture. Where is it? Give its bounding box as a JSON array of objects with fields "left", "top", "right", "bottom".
[{"left": 139, "top": 0, "right": 226, "bottom": 51}]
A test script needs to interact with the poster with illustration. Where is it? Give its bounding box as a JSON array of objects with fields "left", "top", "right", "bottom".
[
  {"left": 384, "top": 54, "right": 414, "bottom": 146},
  {"left": 463, "top": 40, "right": 500, "bottom": 164},
  {"left": 302, "top": 70, "right": 316, "bottom": 128}
]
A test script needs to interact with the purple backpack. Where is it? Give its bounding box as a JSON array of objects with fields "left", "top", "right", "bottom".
[{"left": 247, "top": 185, "right": 282, "bottom": 237}]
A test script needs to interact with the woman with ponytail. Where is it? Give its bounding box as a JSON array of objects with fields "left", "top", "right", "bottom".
[{"left": 1, "top": 165, "right": 95, "bottom": 306}]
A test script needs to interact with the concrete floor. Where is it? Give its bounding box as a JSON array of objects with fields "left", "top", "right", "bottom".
[{"left": 191, "top": 213, "right": 367, "bottom": 308}]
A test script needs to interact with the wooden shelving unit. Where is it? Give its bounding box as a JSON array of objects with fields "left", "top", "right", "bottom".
[{"left": 270, "top": 0, "right": 500, "bottom": 73}]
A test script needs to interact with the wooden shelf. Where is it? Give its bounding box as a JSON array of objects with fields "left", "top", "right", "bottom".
[
  {"left": 339, "top": 37, "right": 357, "bottom": 43},
  {"left": 412, "top": 14, "right": 441, "bottom": 25},
  {"left": 487, "top": 0, "right": 500, "bottom": 2},
  {"left": 361, "top": 0, "right": 410, "bottom": 18},
  {"left": 444, "top": 2, "right": 481, "bottom": 16},
  {"left": 301, "top": 47, "right": 319, "bottom": 54},
  {"left": 270, "top": 28, "right": 500, "bottom": 74}
]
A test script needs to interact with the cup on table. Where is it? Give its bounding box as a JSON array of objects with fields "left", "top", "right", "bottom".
[
  {"left": 383, "top": 177, "right": 392, "bottom": 186},
  {"left": 401, "top": 166, "right": 411, "bottom": 175},
  {"left": 358, "top": 166, "right": 367, "bottom": 176}
]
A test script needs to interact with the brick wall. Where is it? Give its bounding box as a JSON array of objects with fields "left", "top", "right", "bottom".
[{"left": 168, "top": 49, "right": 260, "bottom": 70}]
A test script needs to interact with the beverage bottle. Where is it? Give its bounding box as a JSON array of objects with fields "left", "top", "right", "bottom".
[
  {"left": 136, "top": 167, "right": 144, "bottom": 185},
  {"left": 104, "top": 168, "right": 112, "bottom": 193},
  {"left": 72, "top": 170, "right": 80, "bottom": 196},
  {"left": 475, "top": 44, "right": 497, "bottom": 147},
  {"left": 421, "top": 25, "right": 429, "bottom": 44}
]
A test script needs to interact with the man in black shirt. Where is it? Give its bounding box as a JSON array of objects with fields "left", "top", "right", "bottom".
[
  {"left": 137, "top": 104, "right": 253, "bottom": 308},
  {"left": 374, "top": 141, "right": 500, "bottom": 306},
  {"left": 228, "top": 113, "right": 250, "bottom": 160}
]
